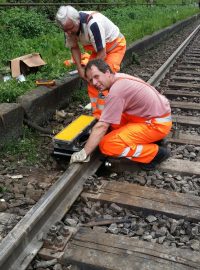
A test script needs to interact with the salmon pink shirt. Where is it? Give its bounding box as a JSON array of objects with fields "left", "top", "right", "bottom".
[{"left": 100, "top": 73, "right": 171, "bottom": 125}]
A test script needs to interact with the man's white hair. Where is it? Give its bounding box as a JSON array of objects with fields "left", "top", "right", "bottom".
[{"left": 56, "top": 6, "right": 80, "bottom": 26}]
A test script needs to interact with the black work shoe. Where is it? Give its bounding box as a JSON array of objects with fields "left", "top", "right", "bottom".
[
  {"left": 154, "top": 138, "right": 168, "bottom": 147},
  {"left": 153, "top": 146, "right": 170, "bottom": 164},
  {"left": 140, "top": 146, "right": 170, "bottom": 171},
  {"left": 140, "top": 162, "right": 157, "bottom": 171}
]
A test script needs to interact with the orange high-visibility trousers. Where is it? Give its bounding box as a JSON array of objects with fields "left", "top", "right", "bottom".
[
  {"left": 99, "top": 114, "right": 172, "bottom": 164},
  {"left": 84, "top": 36, "right": 126, "bottom": 119}
]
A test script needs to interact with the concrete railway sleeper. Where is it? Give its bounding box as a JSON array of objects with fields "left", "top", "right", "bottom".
[{"left": 1, "top": 22, "right": 200, "bottom": 270}]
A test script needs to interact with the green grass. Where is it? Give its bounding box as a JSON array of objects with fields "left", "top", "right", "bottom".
[
  {"left": 104, "top": 5, "right": 199, "bottom": 43},
  {"left": 0, "top": 4, "right": 199, "bottom": 103},
  {"left": 0, "top": 126, "right": 40, "bottom": 165},
  {"left": 0, "top": 186, "right": 8, "bottom": 193},
  {"left": 71, "top": 84, "right": 90, "bottom": 104}
]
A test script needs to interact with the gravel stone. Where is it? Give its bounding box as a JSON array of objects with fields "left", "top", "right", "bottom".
[
  {"left": 107, "top": 223, "right": 119, "bottom": 234},
  {"left": 146, "top": 215, "right": 157, "bottom": 223},
  {"left": 64, "top": 218, "right": 78, "bottom": 227}
]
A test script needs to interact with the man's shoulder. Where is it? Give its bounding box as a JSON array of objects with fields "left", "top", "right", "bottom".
[
  {"left": 112, "top": 73, "right": 133, "bottom": 86},
  {"left": 114, "top": 73, "right": 145, "bottom": 86},
  {"left": 115, "top": 73, "right": 139, "bottom": 80}
]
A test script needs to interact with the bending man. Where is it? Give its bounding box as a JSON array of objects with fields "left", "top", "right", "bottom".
[
  {"left": 70, "top": 59, "right": 172, "bottom": 170},
  {"left": 56, "top": 5, "right": 126, "bottom": 118}
]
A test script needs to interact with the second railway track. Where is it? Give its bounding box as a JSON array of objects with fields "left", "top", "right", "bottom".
[{"left": 1, "top": 23, "right": 200, "bottom": 270}]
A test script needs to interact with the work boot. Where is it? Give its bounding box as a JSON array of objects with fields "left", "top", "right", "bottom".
[
  {"left": 154, "top": 138, "right": 168, "bottom": 147},
  {"left": 140, "top": 146, "right": 170, "bottom": 171}
]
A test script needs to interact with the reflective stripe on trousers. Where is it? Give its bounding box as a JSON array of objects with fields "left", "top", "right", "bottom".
[
  {"left": 146, "top": 115, "right": 172, "bottom": 124},
  {"left": 90, "top": 93, "right": 106, "bottom": 112},
  {"left": 119, "top": 145, "right": 143, "bottom": 158}
]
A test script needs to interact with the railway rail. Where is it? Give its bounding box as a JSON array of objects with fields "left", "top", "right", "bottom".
[{"left": 0, "top": 24, "right": 200, "bottom": 270}]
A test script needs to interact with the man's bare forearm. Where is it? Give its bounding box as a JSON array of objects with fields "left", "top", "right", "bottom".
[
  {"left": 71, "top": 47, "right": 86, "bottom": 79},
  {"left": 71, "top": 47, "right": 82, "bottom": 69},
  {"left": 96, "top": 48, "right": 106, "bottom": 60}
]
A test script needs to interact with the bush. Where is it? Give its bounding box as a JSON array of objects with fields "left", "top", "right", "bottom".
[{"left": 0, "top": 7, "right": 55, "bottom": 38}]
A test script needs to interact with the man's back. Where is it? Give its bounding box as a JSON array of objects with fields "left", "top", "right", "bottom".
[
  {"left": 65, "top": 11, "right": 120, "bottom": 50},
  {"left": 100, "top": 73, "right": 171, "bottom": 124}
]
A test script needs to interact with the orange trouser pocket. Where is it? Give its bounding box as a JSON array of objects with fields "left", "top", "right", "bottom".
[{"left": 99, "top": 121, "right": 172, "bottom": 163}]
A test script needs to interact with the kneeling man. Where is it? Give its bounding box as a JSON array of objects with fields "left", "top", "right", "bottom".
[{"left": 70, "top": 59, "right": 172, "bottom": 170}]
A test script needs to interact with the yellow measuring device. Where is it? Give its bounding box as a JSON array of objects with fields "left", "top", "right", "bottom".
[{"left": 53, "top": 115, "right": 97, "bottom": 156}]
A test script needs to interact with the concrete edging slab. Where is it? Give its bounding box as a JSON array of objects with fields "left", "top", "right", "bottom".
[{"left": 0, "top": 103, "right": 24, "bottom": 144}]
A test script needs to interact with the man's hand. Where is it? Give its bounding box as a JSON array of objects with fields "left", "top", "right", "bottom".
[
  {"left": 78, "top": 66, "right": 86, "bottom": 80},
  {"left": 70, "top": 149, "right": 90, "bottom": 164}
]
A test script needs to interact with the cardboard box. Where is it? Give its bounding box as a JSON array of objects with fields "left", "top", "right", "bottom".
[{"left": 10, "top": 53, "right": 46, "bottom": 78}]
